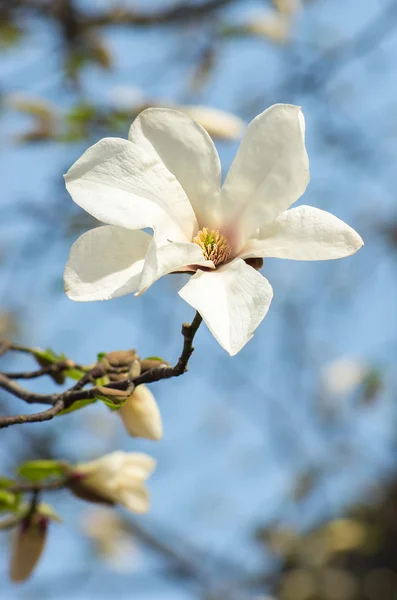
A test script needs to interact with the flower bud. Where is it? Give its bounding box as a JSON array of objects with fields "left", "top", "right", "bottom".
[
  {"left": 68, "top": 452, "right": 156, "bottom": 513},
  {"left": 140, "top": 359, "right": 169, "bottom": 373},
  {"left": 105, "top": 350, "right": 139, "bottom": 368},
  {"left": 96, "top": 386, "right": 131, "bottom": 405},
  {"left": 10, "top": 514, "right": 48, "bottom": 582},
  {"left": 118, "top": 385, "right": 163, "bottom": 441}
]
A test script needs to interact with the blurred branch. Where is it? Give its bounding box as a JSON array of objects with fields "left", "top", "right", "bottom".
[
  {"left": 0, "top": 398, "right": 66, "bottom": 428},
  {"left": 86, "top": 0, "right": 236, "bottom": 27},
  {"left": 5, "top": 0, "right": 236, "bottom": 28},
  {"left": 2, "top": 361, "right": 81, "bottom": 380},
  {"left": 0, "top": 312, "right": 203, "bottom": 428},
  {"left": 298, "top": 0, "right": 397, "bottom": 92}
]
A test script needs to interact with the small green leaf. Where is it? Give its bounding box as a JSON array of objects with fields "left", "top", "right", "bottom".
[
  {"left": 63, "top": 368, "right": 86, "bottom": 381},
  {"left": 97, "top": 352, "right": 107, "bottom": 361},
  {"left": 0, "top": 477, "right": 16, "bottom": 489},
  {"left": 0, "top": 490, "right": 18, "bottom": 513},
  {"left": 17, "top": 460, "right": 66, "bottom": 482},
  {"left": 38, "top": 502, "right": 63, "bottom": 523},
  {"left": 95, "top": 393, "right": 125, "bottom": 410},
  {"left": 57, "top": 399, "right": 96, "bottom": 416},
  {"left": 143, "top": 356, "right": 166, "bottom": 362},
  {"left": 33, "top": 348, "right": 65, "bottom": 365}
]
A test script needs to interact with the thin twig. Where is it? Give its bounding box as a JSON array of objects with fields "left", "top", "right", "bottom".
[
  {"left": 0, "top": 312, "right": 203, "bottom": 427},
  {"left": 0, "top": 399, "right": 65, "bottom": 429},
  {"left": 10, "top": 478, "right": 68, "bottom": 494},
  {"left": 2, "top": 361, "right": 74, "bottom": 380}
]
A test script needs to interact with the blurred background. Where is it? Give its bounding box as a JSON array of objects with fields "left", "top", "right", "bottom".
[{"left": 0, "top": 0, "right": 396, "bottom": 598}]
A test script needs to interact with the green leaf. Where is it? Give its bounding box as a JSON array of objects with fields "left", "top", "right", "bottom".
[
  {"left": 57, "top": 399, "right": 96, "bottom": 416},
  {"left": 17, "top": 460, "right": 66, "bottom": 482},
  {"left": 0, "top": 477, "right": 16, "bottom": 489},
  {"left": 67, "top": 103, "right": 96, "bottom": 125},
  {"left": 143, "top": 356, "right": 166, "bottom": 362},
  {"left": 0, "top": 490, "right": 18, "bottom": 513},
  {"left": 33, "top": 348, "right": 65, "bottom": 365},
  {"left": 63, "top": 368, "right": 86, "bottom": 381},
  {"left": 95, "top": 393, "right": 125, "bottom": 410},
  {"left": 97, "top": 352, "right": 107, "bottom": 361}
]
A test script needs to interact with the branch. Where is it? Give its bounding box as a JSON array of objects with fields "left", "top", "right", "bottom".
[
  {"left": 79, "top": 0, "right": 235, "bottom": 28},
  {"left": 2, "top": 361, "right": 78, "bottom": 380},
  {"left": 0, "top": 374, "right": 58, "bottom": 405},
  {"left": 0, "top": 312, "right": 203, "bottom": 427},
  {"left": 0, "top": 399, "right": 65, "bottom": 429},
  {"left": 10, "top": 477, "right": 68, "bottom": 494},
  {"left": 134, "top": 311, "right": 203, "bottom": 385}
]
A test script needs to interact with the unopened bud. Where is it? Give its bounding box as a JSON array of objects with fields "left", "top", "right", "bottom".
[
  {"left": 10, "top": 515, "right": 48, "bottom": 582},
  {"left": 68, "top": 475, "right": 116, "bottom": 506},
  {"left": 140, "top": 359, "right": 169, "bottom": 373},
  {"left": 105, "top": 350, "right": 138, "bottom": 368},
  {"left": 68, "top": 452, "right": 155, "bottom": 513},
  {"left": 35, "top": 355, "right": 65, "bottom": 385},
  {"left": 96, "top": 386, "right": 131, "bottom": 405},
  {"left": 118, "top": 385, "right": 163, "bottom": 441}
]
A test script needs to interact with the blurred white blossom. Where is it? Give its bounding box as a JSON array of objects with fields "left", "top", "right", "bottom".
[
  {"left": 82, "top": 507, "right": 139, "bottom": 572},
  {"left": 64, "top": 105, "right": 363, "bottom": 355},
  {"left": 322, "top": 357, "right": 369, "bottom": 396},
  {"left": 173, "top": 105, "right": 245, "bottom": 140},
  {"left": 72, "top": 451, "right": 156, "bottom": 513}
]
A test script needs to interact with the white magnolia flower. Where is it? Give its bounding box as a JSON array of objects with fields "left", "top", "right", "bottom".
[
  {"left": 73, "top": 451, "right": 155, "bottom": 513},
  {"left": 118, "top": 384, "right": 163, "bottom": 441},
  {"left": 64, "top": 104, "right": 363, "bottom": 355}
]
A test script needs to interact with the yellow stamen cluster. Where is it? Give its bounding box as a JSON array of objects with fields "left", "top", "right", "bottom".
[{"left": 193, "top": 227, "right": 231, "bottom": 266}]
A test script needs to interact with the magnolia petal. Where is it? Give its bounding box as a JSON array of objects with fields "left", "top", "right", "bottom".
[
  {"left": 77, "top": 451, "right": 126, "bottom": 479},
  {"left": 118, "top": 453, "right": 156, "bottom": 482},
  {"left": 65, "top": 137, "right": 196, "bottom": 243},
  {"left": 119, "top": 486, "right": 150, "bottom": 514},
  {"left": 129, "top": 108, "right": 222, "bottom": 228},
  {"left": 64, "top": 226, "right": 151, "bottom": 301},
  {"left": 179, "top": 259, "right": 273, "bottom": 355},
  {"left": 221, "top": 104, "right": 309, "bottom": 242},
  {"left": 239, "top": 206, "right": 364, "bottom": 260},
  {"left": 118, "top": 385, "right": 163, "bottom": 441},
  {"left": 137, "top": 239, "right": 213, "bottom": 295}
]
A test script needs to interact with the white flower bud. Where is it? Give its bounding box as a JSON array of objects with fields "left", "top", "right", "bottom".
[
  {"left": 118, "top": 385, "right": 163, "bottom": 441},
  {"left": 10, "top": 514, "right": 48, "bottom": 583},
  {"left": 70, "top": 452, "right": 156, "bottom": 513}
]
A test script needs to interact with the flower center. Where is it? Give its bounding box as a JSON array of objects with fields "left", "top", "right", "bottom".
[{"left": 193, "top": 227, "right": 231, "bottom": 266}]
